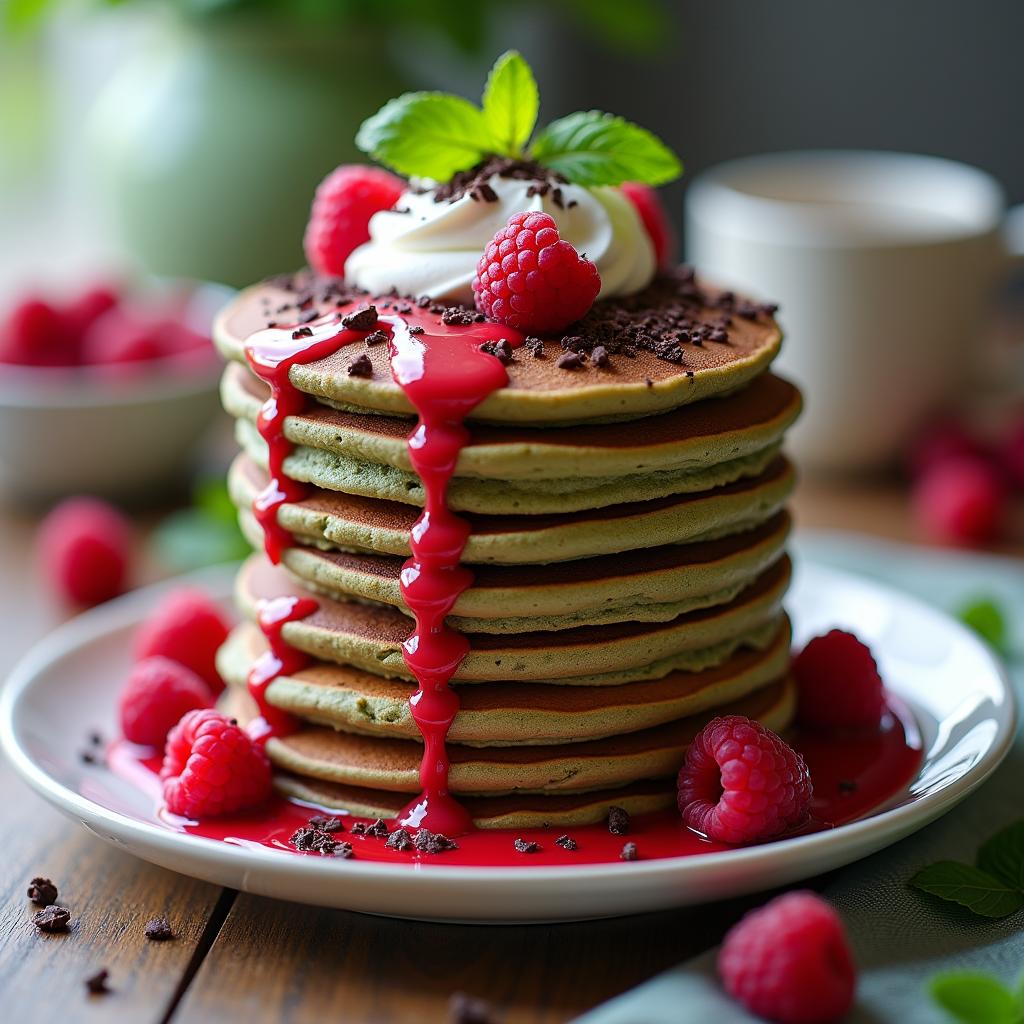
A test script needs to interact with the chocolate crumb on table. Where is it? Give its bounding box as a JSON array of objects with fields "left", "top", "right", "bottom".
[
  {"left": 620, "top": 842, "right": 638, "bottom": 862},
  {"left": 448, "top": 991, "right": 501, "bottom": 1024},
  {"left": 554, "top": 835, "right": 578, "bottom": 851},
  {"left": 85, "top": 969, "right": 111, "bottom": 995},
  {"left": 27, "top": 877, "right": 58, "bottom": 907},
  {"left": 607, "top": 806, "right": 630, "bottom": 835},
  {"left": 513, "top": 838, "right": 541, "bottom": 854},
  {"left": 144, "top": 917, "right": 176, "bottom": 941},
  {"left": 33, "top": 905, "right": 71, "bottom": 933}
]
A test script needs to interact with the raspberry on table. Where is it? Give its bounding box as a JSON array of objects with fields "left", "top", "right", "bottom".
[
  {"left": 161, "top": 709, "right": 271, "bottom": 819},
  {"left": 119, "top": 656, "right": 214, "bottom": 747},
  {"left": 621, "top": 181, "right": 677, "bottom": 269},
  {"left": 135, "top": 587, "right": 231, "bottom": 693},
  {"left": 677, "top": 715, "right": 812, "bottom": 845},
  {"left": 472, "top": 211, "right": 601, "bottom": 333},
  {"left": 718, "top": 891, "right": 856, "bottom": 1023},
  {"left": 304, "top": 164, "right": 405, "bottom": 278},
  {"left": 793, "top": 630, "right": 886, "bottom": 730},
  {"left": 912, "top": 456, "right": 1005, "bottom": 547},
  {"left": 38, "top": 497, "right": 132, "bottom": 606}
]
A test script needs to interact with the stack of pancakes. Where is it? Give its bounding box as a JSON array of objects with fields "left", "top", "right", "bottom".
[{"left": 213, "top": 272, "right": 801, "bottom": 828}]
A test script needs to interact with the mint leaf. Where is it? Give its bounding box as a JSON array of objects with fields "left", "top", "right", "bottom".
[
  {"left": 481, "top": 50, "right": 538, "bottom": 156},
  {"left": 911, "top": 861, "right": 1024, "bottom": 918},
  {"left": 978, "top": 821, "right": 1024, "bottom": 891},
  {"left": 356, "top": 92, "right": 495, "bottom": 181},
  {"left": 530, "top": 110, "right": 681, "bottom": 186},
  {"left": 958, "top": 597, "right": 1009, "bottom": 655},
  {"left": 930, "top": 973, "right": 1017, "bottom": 1024}
]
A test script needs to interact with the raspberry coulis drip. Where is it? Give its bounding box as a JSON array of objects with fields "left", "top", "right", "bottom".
[
  {"left": 243, "top": 300, "right": 523, "bottom": 832},
  {"left": 105, "top": 700, "right": 923, "bottom": 866}
]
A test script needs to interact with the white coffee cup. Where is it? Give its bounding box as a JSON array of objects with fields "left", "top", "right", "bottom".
[{"left": 686, "top": 151, "right": 1021, "bottom": 471}]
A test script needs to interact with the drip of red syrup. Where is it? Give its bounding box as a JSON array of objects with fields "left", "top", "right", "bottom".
[
  {"left": 105, "top": 701, "right": 923, "bottom": 867},
  {"left": 243, "top": 302, "right": 523, "bottom": 832}
]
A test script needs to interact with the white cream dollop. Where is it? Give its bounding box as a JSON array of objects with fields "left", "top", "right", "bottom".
[{"left": 344, "top": 174, "right": 656, "bottom": 305}]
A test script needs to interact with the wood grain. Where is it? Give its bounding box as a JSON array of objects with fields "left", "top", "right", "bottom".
[{"left": 173, "top": 890, "right": 772, "bottom": 1024}]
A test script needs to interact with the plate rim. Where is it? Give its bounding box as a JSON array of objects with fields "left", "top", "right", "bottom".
[{"left": 0, "top": 558, "right": 1016, "bottom": 889}]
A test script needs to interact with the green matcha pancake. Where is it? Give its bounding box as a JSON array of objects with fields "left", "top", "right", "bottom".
[
  {"left": 235, "top": 416, "right": 783, "bottom": 515},
  {"left": 229, "top": 454, "right": 796, "bottom": 564},
  {"left": 222, "top": 676, "right": 795, "bottom": 796},
  {"left": 274, "top": 774, "right": 677, "bottom": 829},
  {"left": 218, "top": 614, "right": 791, "bottom": 745},
  {"left": 235, "top": 554, "right": 791, "bottom": 683},
  {"left": 238, "top": 508, "right": 790, "bottom": 632},
  {"left": 213, "top": 271, "right": 783, "bottom": 425},
  {"left": 223, "top": 361, "right": 801, "bottom": 481}
]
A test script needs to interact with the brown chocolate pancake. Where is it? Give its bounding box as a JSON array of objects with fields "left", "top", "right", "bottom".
[
  {"left": 223, "top": 361, "right": 801, "bottom": 481},
  {"left": 228, "top": 454, "right": 796, "bottom": 564},
  {"left": 218, "top": 614, "right": 792, "bottom": 745},
  {"left": 213, "top": 271, "right": 783, "bottom": 424},
  {"left": 222, "top": 676, "right": 795, "bottom": 796},
  {"left": 238, "top": 509, "right": 791, "bottom": 631},
  {"left": 235, "top": 554, "right": 791, "bottom": 683}
]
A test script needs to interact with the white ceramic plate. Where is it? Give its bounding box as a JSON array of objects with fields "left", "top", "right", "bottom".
[{"left": 0, "top": 559, "right": 1014, "bottom": 923}]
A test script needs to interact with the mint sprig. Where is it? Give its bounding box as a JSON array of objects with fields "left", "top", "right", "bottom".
[
  {"left": 930, "top": 972, "right": 1024, "bottom": 1024},
  {"left": 911, "top": 819, "right": 1024, "bottom": 919},
  {"left": 356, "top": 50, "right": 682, "bottom": 188}
]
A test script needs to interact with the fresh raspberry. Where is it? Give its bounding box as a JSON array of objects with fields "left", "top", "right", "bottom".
[
  {"left": 135, "top": 588, "right": 231, "bottom": 693},
  {"left": 998, "top": 415, "right": 1024, "bottom": 490},
  {"left": 64, "top": 285, "right": 119, "bottom": 342},
  {"left": 906, "top": 418, "right": 985, "bottom": 480},
  {"left": 81, "top": 309, "right": 166, "bottom": 366},
  {"left": 793, "top": 630, "right": 886, "bottom": 730},
  {"left": 0, "top": 297, "right": 77, "bottom": 366},
  {"left": 38, "top": 497, "right": 132, "bottom": 606},
  {"left": 677, "top": 715, "right": 812, "bottom": 845},
  {"left": 472, "top": 211, "right": 601, "bottom": 333},
  {"left": 304, "top": 164, "right": 405, "bottom": 278},
  {"left": 621, "top": 181, "right": 678, "bottom": 269},
  {"left": 120, "top": 656, "right": 214, "bottom": 747},
  {"left": 161, "top": 709, "right": 271, "bottom": 818},
  {"left": 912, "top": 456, "right": 1005, "bottom": 546},
  {"left": 718, "top": 891, "right": 856, "bottom": 1023}
]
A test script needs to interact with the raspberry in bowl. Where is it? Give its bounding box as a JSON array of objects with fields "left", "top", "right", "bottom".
[{"left": 0, "top": 279, "right": 230, "bottom": 503}]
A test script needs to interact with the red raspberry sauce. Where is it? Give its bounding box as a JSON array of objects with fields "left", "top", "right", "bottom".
[
  {"left": 105, "top": 700, "right": 922, "bottom": 867},
  {"left": 243, "top": 302, "right": 524, "bottom": 834}
]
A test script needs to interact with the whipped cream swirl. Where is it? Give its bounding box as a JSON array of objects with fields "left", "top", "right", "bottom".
[{"left": 345, "top": 174, "right": 656, "bottom": 305}]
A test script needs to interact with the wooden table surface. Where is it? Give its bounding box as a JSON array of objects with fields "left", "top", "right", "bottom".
[{"left": 1, "top": 479, "right": 1020, "bottom": 1023}]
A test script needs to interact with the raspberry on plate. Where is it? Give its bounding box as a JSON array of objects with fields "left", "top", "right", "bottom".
[
  {"left": 38, "top": 497, "right": 132, "bottom": 606},
  {"left": 119, "top": 656, "right": 214, "bottom": 747},
  {"left": 677, "top": 715, "right": 812, "bottom": 845},
  {"left": 304, "top": 164, "right": 405, "bottom": 279},
  {"left": 621, "top": 181, "right": 678, "bottom": 269},
  {"left": 135, "top": 587, "right": 231, "bottom": 693},
  {"left": 793, "top": 629, "right": 886, "bottom": 730},
  {"left": 718, "top": 891, "right": 856, "bottom": 1023},
  {"left": 161, "top": 709, "right": 271, "bottom": 818},
  {"left": 912, "top": 455, "right": 1005, "bottom": 547},
  {"left": 472, "top": 211, "right": 601, "bottom": 333}
]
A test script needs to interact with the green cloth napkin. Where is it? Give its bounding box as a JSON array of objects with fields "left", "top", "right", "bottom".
[{"left": 579, "top": 531, "right": 1024, "bottom": 1024}]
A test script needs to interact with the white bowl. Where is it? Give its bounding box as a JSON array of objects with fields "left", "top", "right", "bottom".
[{"left": 0, "top": 283, "right": 233, "bottom": 504}]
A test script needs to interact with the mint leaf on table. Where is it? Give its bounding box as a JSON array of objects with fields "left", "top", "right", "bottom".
[
  {"left": 911, "top": 861, "right": 1024, "bottom": 919},
  {"left": 481, "top": 50, "right": 539, "bottom": 156},
  {"left": 529, "top": 110, "right": 682, "bottom": 186},
  {"left": 978, "top": 821, "right": 1024, "bottom": 892},
  {"left": 356, "top": 92, "right": 496, "bottom": 181},
  {"left": 930, "top": 972, "right": 1019, "bottom": 1024}
]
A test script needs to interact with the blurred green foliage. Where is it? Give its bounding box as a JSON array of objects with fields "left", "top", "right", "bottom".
[{"left": 2, "top": 0, "right": 668, "bottom": 53}]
